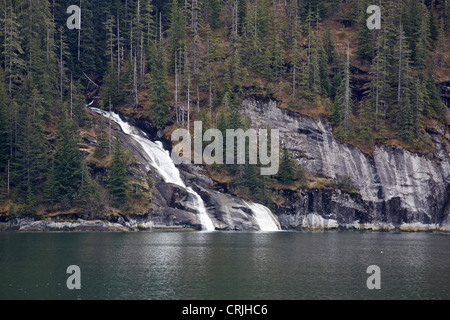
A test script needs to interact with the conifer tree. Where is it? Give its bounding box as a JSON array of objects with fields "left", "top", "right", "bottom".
[
  {"left": 168, "top": 0, "right": 186, "bottom": 73},
  {"left": 367, "top": 36, "right": 383, "bottom": 134},
  {"left": 428, "top": 10, "right": 439, "bottom": 46},
  {"left": 2, "top": 2, "right": 24, "bottom": 100},
  {"left": 322, "top": 26, "right": 338, "bottom": 99},
  {"left": 436, "top": 18, "right": 445, "bottom": 68},
  {"left": 12, "top": 77, "right": 48, "bottom": 209},
  {"left": 395, "top": 24, "right": 415, "bottom": 142},
  {"left": 108, "top": 138, "right": 129, "bottom": 208},
  {"left": 77, "top": 0, "right": 98, "bottom": 79},
  {"left": 47, "top": 109, "right": 82, "bottom": 204},
  {"left": 78, "top": 160, "right": 103, "bottom": 218},
  {"left": 332, "top": 42, "right": 353, "bottom": 135},
  {"left": 0, "top": 67, "right": 9, "bottom": 174},
  {"left": 355, "top": 0, "right": 373, "bottom": 61},
  {"left": 102, "top": 15, "right": 121, "bottom": 105},
  {"left": 94, "top": 117, "right": 111, "bottom": 158},
  {"left": 149, "top": 42, "right": 169, "bottom": 129},
  {"left": 402, "top": 0, "right": 421, "bottom": 64},
  {"left": 245, "top": 163, "right": 260, "bottom": 196},
  {"left": 291, "top": 5, "right": 301, "bottom": 99},
  {"left": 119, "top": 55, "right": 136, "bottom": 105},
  {"left": 208, "top": 0, "right": 222, "bottom": 30},
  {"left": 306, "top": 10, "right": 321, "bottom": 96},
  {"left": 279, "top": 145, "right": 295, "bottom": 184},
  {"left": 271, "top": 22, "right": 285, "bottom": 88}
]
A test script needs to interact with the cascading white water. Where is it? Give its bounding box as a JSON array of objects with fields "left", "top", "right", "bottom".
[
  {"left": 244, "top": 201, "right": 281, "bottom": 231},
  {"left": 90, "top": 108, "right": 216, "bottom": 231}
]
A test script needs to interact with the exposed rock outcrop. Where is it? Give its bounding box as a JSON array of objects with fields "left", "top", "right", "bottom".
[{"left": 243, "top": 97, "right": 450, "bottom": 232}]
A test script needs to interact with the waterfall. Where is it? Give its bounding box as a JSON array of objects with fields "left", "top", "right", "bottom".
[
  {"left": 90, "top": 108, "right": 216, "bottom": 231},
  {"left": 244, "top": 202, "right": 281, "bottom": 232},
  {"left": 90, "top": 106, "right": 282, "bottom": 232}
]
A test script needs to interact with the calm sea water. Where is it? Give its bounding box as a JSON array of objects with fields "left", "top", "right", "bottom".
[{"left": 0, "top": 231, "right": 448, "bottom": 300}]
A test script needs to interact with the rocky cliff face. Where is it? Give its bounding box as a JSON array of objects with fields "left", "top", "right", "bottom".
[
  {"left": 5, "top": 102, "right": 447, "bottom": 232},
  {"left": 118, "top": 115, "right": 280, "bottom": 232},
  {"left": 132, "top": 158, "right": 280, "bottom": 231},
  {"left": 243, "top": 98, "right": 450, "bottom": 232}
]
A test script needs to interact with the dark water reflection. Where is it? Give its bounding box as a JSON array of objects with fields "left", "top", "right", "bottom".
[{"left": 0, "top": 231, "right": 448, "bottom": 300}]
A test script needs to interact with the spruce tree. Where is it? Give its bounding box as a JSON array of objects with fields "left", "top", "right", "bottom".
[
  {"left": 47, "top": 109, "right": 82, "bottom": 203},
  {"left": 271, "top": 25, "right": 285, "bottom": 88},
  {"left": 0, "top": 68, "right": 8, "bottom": 200},
  {"left": 402, "top": 0, "right": 421, "bottom": 64},
  {"left": 355, "top": 0, "right": 373, "bottom": 62},
  {"left": 2, "top": 2, "right": 25, "bottom": 100},
  {"left": 102, "top": 15, "right": 121, "bottom": 105},
  {"left": 94, "top": 117, "right": 110, "bottom": 158},
  {"left": 12, "top": 77, "right": 48, "bottom": 208},
  {"left": 245, "top": 163, "right": 261, "bottom": 196},
  {"left": 108, "top": 138, "right": 129, "bottom": 208},
  {"left": 78, "top": 160, "right": 104, "bottom": 219},
  {"left": 428, "top": 10, "right": 439, "bottom": 46},
  {"left": 0, "top": 67, "right": 9, "bottom": 173},
  {"left": 149, "top": 43, "right": 169, "bottom": 129},
  {"left": 377, "top": 0, "right": 398, "bottom": 121},
  {"left": 208, "top": 0, "right": 222, "bottom": 30},
  {"left": 120, "top": 56, "right": 136, "bottom": 105},
  {"left": 279, "top": 146, "right": 295, "bottom": 184},
  {"left": 168, "top": 0, "right": 186, "bottom": 73},
  {"left": 332, "top": 43, "right": 353, "bottom": 136},
  {"left": 395, "top": 24, "right": 415, "bottom": 142}
]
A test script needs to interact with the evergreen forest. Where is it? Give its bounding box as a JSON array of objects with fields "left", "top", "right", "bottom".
[{"left": 0, "top": 0, "right": 448, "bottom": 218}]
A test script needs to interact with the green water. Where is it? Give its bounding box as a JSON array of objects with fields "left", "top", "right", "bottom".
[{"left": 0, "top": 231, "right": 448, "bottom": 300}]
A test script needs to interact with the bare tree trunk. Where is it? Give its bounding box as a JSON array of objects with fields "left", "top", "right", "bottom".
[
  {"left": 130, "top": 17, "right": 134, "bottom": 60},
  {"left": 140, "top": 33, "right": 144, "bottom": 83},
  {"left": 133, "top": 50, "right": 138, "bottom": 109},
  {"left": 187, "top": 74, "right": 190, "bottom": 130},
  {"left": 70, "top": 73, "right": 73, "bottom": 118},
  {"left": 8, "top": 4, "right": 12, "bottom": 100},
  {"left": 181, "top": 52, "right": 185, "bottom": 128},
  {"left": 209, "top": 75, "right": 212, "bottom": 116},
  {"left": 382, "top": 32, "right": 387, "bottom": 120},
  {"left": 207, "top": 30, "right": 212, "bottom": 117},
  {"left": 254, "top": 0, "right": 258, "bottom": 51},
  {"left": 137, "top": 0, "right": 145, "bottom": 84},
  {"left": 292, "top": 63, "right": 296, "bottom": 97},
  {"left": 292, "top": 0, "right": 298, "bottom": 98},
  {"left": 344, "top": 41, "right": 350, "bottom": 131},
  {"left": 60, "top": 31, "right": 64, "bottom": 101},
  {"left": 375, "top": 57, "right": 379, "bottom": 130},
  {"left": 307, "top": 11, "right": 311, "bottom": 66},
  {"left": 4, "top": 0, "right": 7, "bottom": 68},
  {"left": 159, "top": 12, "right": 162, "bottom": 50},
  {"left": 109, "top": 97, "right": 112, "bottom": 155},
  {"left": 7, "top": 159, "right": 10, "bottom": 196},
  {"left": 397, "top": 24, "right": 403, "bottom": 110},
  {"left": 46, "top": 24, "right": 50, "bottom": 65},
  {"left": 78, "top": 0, "right": 81, "bottom": 61},
  {"left": 175, "top": 53, "right": 179, "bottom": 123},
  {"left": 109, "top": 19, "right": 114, "bottom": 64},
  {"left": 192, "top": 0, "right": 199, "bottom": 75},
  {"left": 197, "top": 84, "right": 200, "bottom": 114},
  {"left": 147, "top": 0, "right": 152, "bottom": 47},
  {"left": 117, "top": 14, "right": 121, "bottom": 91}
]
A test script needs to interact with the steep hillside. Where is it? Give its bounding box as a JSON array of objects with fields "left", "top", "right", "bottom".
[{"left": 0, "top": 0, "right": 449, "bottom": 231}]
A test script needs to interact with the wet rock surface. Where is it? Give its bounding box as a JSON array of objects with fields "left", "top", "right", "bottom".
[{"left": 243, "top": 97, "right": 450, "bottom": 232}]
